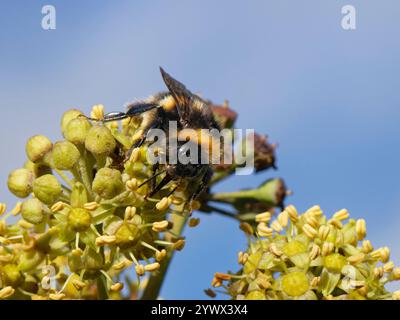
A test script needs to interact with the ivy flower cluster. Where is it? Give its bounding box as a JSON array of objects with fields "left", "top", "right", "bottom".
[
  {"left": 0, "top": 102, "right": 283, "bottom": 300},
  {"left": 210, "top": 205, "right": 400, "bottom": 300}
]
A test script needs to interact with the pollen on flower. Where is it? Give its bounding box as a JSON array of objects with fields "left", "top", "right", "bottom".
[{"left": 213, "top": 205, "right": 400, "bottom": 300}]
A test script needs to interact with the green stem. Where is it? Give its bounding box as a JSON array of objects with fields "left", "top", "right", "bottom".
[
  {"left": 97, "top": 274, "right": 109, "bottom": 300},
  {"left": 77, "top": 146, "right": 95, "bottom": 201},
  {"left": 211, "top": 164, "right": 237, "bottom": 185},
  {"left": 141, "top": 214, "right": 187, "bottom": 300}
]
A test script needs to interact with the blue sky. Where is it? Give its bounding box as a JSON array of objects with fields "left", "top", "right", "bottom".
[{"left": 1, "top": 1, "right": 400, "bottom": 299}]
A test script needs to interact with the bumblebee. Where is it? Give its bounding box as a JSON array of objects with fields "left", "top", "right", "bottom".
[{"left": 98, "top": 68, "right": 221, "bottom": 203}]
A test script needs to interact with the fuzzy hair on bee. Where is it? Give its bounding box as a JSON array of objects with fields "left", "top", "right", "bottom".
[{"left": 91, "top": 67, "right": 222, "bottom": 205}]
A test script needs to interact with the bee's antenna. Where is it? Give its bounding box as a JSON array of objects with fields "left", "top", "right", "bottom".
[{"left": 137, "top": 169, "right": 167, "bottom": 189}]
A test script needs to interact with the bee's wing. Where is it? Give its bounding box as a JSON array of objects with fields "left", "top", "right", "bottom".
[{"left": 159, "top": 67, "right": 193, "bottom": 123}]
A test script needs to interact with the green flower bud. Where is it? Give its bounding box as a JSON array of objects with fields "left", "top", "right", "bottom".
[
  {"left": 26, "top": 135, "right": 52, "bottom": 163},
  {"left": 33, "top": 174, "right": 62, "bottom": 205},
  {"left": 245, "top": 290, "right": 266, "bottom": 300},
  {"left": 67, "top": 208, "right": 92, "bottom": 231},
  {"left": 283, "top": 240, "right": 307, "bottom": 257},
  {"left": 21, "top": 198, "right": 45, "bottom": 225},
  {"left": 281, "top": 272, "right": 309, "bottom": 297},
  {"left": 18, "top": 250, "right": 46, "bottom": 272},
  {"left": 64, "top": 117, "right": 92, "bottom": 145},
  {"left": 212, "top": 178, "right": 287, "bottom": 209},
  {"left": 61, "top": 109, "right": 83, "bottom": 137},
  {"left": 92, "top": 168, "right": 123, "bottom": 199},
  {"left": 68, "top": 254, "right": 84, "bottom": 273},
  {"left": 7, "top": 168, "right": 34, "bottom": 198},
  {"left": 114, "top": 222, "right": 142, "bottom": 249},
  {"left": 85, "top": 126, "right": 116, "bottom": 156},
  {"left": 24, "top": 160, "right": 52, "bottom": 178},
  {"left": 52, "top": 141, "right": 80, "bottom": 170},
  {"left": 323, "top": 253, "right": 347, "bottom": 273},
  {"left": 2, "top": 264, "right": 22, "bottom": 286}
]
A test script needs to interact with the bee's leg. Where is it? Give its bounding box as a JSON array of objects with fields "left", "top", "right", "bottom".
[
  {"left": 150, "top": 163, "right": 160, "bottom": 194},
  {"left": 189, "top": 167, "right": 213, "bottom": 206},
  {"left": 148, "top": 174, "right": 173, "bottom": 198}
]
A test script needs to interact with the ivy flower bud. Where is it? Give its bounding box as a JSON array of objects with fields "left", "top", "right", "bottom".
[
  {"left": 92, "top": 168, "right": 124, "bottom": 199},
  {"left": 355, "top": 219, "right": 366, "bottom": 240},
  {"left": 7, "top": 168, "right": 34, "bottom": 198},
  {"left": 21, "top": 198, "right": 45, "bottom": 225},
  {"left": 52, "top": 141, "right": 80, "bottom": 170},
  {"left": 85, "top": 126, "right": 116, "bottom": 156},
  {"left": 67, "top": 208, "right": 92, "bottom": 231},
  {"left": 324, "top": 253, "right": 347, "bottom": 273},
  {"left": 64, "top": 117, "right": 92, "bottom": 145},
  {"left": 281, "top": 272, "right": 309, "bottom": 297},
  {"left": 26, "top": 135, "right": 52, "bottom": 163},
  {"left": 252, "top": 133, "right": 277, "bottom": 172},
  {"left": 32, "top": 174, "right": 62, "bottom": 205},
  {"left": 61, "top": 109, "right": 83, "bottom": 136}
]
